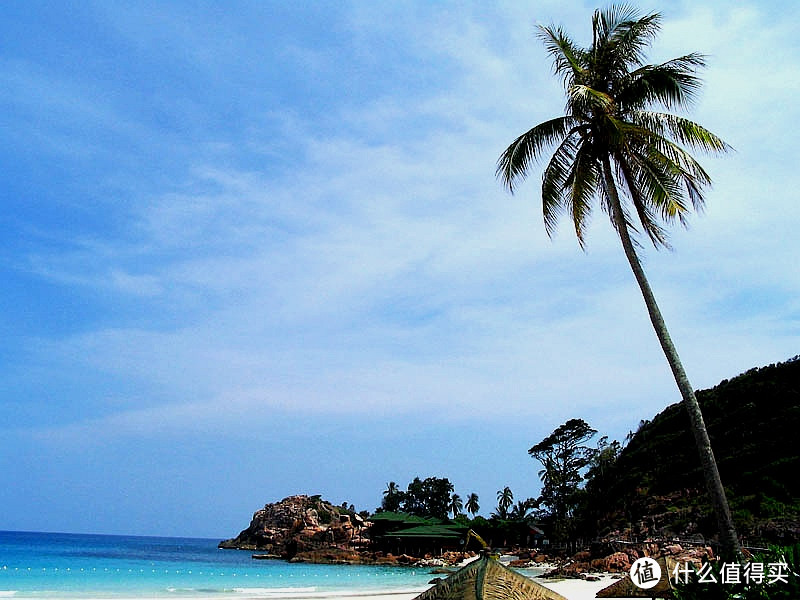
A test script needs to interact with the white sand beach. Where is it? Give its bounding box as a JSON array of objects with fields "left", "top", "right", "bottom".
[
  {"left": 286, "top": 576, "right": 628, "bottom": 600},
  {"left": 218, "top": 583, "right": 623, "bottom": 600},
  {"left": 269, "top": 576, "right": 628, "bottom": 600},
  {"left": 537, "top": 574, "right": 628, "bottom": 599}
]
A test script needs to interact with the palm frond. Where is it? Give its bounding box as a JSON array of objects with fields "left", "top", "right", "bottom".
[
  {"left": 649, "top": 141, "right": 710, "bottom": 213},
  {"left": 496, "top": 117, "right": 579, "bottom": 192},
  {"left": 564, "top": 143, "right": 601, "bottom": 247},
  {"left": 620, "top": 118, "right": 722, "bottom": 215},
  {"left": 626, "top": 146, "right": 690, "bottom": 222},
  {"left": 541, "top": 135, "right": 580, "bottom": 236},
  {"left": 606, "top": 11, "right": 660, "bottom": 66},
  {"left": 646, "top": 134, "right": 713, "bottom": 184},
  {"left": 592, "top": 4, "right": 642, "bottom": 46},
  {"left": 616, "top": 123, "right": 711, "bottom": 216},
  {"left": 659, "top": 52, "right": 706, "bottom": 70},
  {"left": 611, "top": 116, "right": 721, "bottom": 200},
  {"left": 591, "top": 6, "right": 661, "bottom": 80},
  {"left": 631, "top": 111, "right": 730, "bottom": 153},
  {"left": 619, "top": 54, "right": 707, "bottom": 110},
  {"left": 627, "top": 184, "right": 672, "bottom": 247},
  {"left": 536, "top": 25, "right": 585, "bottom": 86}
]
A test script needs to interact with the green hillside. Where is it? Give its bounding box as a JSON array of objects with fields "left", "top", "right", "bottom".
[{"left": 584, "top": 356, "right": 800, "bottom": 545}]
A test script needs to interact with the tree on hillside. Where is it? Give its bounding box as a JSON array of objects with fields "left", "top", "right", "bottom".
[
  {"left": 496, "top": 5, "right": 741, "bottom": 558},
  {"left": 576, "top": 435, "right": 623, "bottom": 538},
  {"left": 466, "top": 493, "right": 480, "bottom": 516},
  {"left": 530, "top": 418, "right": 597, "bottom": 540},
  {"left": 586, "top": 436, "right": 622, "bottom": 483}
]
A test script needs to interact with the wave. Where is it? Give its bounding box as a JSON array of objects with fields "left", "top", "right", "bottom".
[
  {"left": 233, "top": 587, "right": 317, "bottom": 594},
  {"left": 0, "top": 592, "right": 17, "bottom": 597}
]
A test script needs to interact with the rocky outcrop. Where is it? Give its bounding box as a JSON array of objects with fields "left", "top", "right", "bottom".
[
  {"left": 218, "top": 495, "right": 360, "bottom": 559},
  {"left": 540, "top": 541, "right": 715, "bottom": 578}
]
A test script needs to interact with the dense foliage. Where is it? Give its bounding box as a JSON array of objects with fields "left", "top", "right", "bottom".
[
  {"left": 379, "top": 477, "right": 456, "bottom": 520},
  {"left": 578, "top": 357, "right": 800, "bottom": 544}
]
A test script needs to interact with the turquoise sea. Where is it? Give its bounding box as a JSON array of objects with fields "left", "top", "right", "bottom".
[{"left": 0, "top": 531, "right": 434, "bottom": 599}]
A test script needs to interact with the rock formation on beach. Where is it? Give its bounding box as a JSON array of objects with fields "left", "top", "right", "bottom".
[
  {"left": 535, "top": 541, "right": 716, "bottom": 579},
  {"left": 218, "top": 495, "right": 363, "bottom": 559},
  {"left": 219, "top": 495, "right": 476, "bottom": 565}
]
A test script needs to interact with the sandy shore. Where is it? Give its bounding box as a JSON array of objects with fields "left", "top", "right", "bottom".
[
  {"left": 537, "top": 574, "right": 628, "bottom": 599},
  {"left": 13, "top": 579, "right": 629, "bottom": 600},
  {"left": 221, "top": 576, "right": 627, "bottom": 600}
]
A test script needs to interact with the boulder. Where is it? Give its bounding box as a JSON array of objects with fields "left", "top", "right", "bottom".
[
  {"left": 574, "top": 550, "right": 592, "bottom": 562},
  {"left": 533, "top": 554, "right": 549, "bottom": 563},
  {"left": 508, "top": 559, "right": 534, "bottom": 568},
  {"left": 601, "top": 552, "right": 631, "bottom": 572},
  {"left": 664, "top": 544, "right": 683, "bottom": 556}
]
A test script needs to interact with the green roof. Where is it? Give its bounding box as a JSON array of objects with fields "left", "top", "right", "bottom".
[
  {"left": 368, "top": 512, "right": 444, "bottom": 525},
  {"left": 388, "top": 524, "right": 468, "bottom": 539}
]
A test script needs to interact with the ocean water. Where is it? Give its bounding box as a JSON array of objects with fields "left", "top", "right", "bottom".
[{"left": 0, "top": 531, "right": 434, "bottom": 599}]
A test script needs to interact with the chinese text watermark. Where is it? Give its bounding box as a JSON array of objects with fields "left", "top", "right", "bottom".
[
  {"left": 629, "top": 559, "right": 793, "bottom": 590},
  {"left": 630, "top": 557, "right": 661, "bottom": 590},
  {"left": 671, "top": 561, "right": 791, "bottom": 585}
]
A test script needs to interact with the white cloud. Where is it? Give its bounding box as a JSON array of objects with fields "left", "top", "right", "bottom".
[
  {"left": 12, "top": 1, "right": 800, "bottom": 444},
  {"left": 6, "top": 2, "right": 800, "bottom": 537}
]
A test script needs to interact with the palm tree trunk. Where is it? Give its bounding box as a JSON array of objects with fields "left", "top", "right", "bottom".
[{"left": 600, "top": 157, "right": 742, "bottom": 560}]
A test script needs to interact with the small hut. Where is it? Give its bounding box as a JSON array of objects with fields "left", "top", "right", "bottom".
[{"left": 413, "top": 553, "right": 568, "bottom": 600}]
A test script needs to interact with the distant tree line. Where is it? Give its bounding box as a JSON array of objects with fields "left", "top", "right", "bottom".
[
  {"left": 375, "top": 476, "right": 542, "bottom": 548},
  {"left": 371, "top": 356, "right": 800, "bottom": 549}
]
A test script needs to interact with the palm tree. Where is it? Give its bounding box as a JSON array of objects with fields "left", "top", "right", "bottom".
[
  {"left": 465, "top": 492, "right": 480, "bottom": 517},
  {"left": 382, "top": 481, "right": 403, "bottom": 512},
  {"left": 450, "top": 493, "right": 464, "bottom": 518},
  {"left": 509, "top": 500, "right": 534, "bottom": 522},
  {"left": 496, "top": 5, "right": 741, "bottom": 559},
  {"left": 496, "top": 487, "right": 514, "bottom": 518}
]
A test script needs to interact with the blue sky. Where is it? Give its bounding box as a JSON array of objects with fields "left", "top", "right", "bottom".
[{"left": 1, "top": 1, "right": 798, "bottom": 538}]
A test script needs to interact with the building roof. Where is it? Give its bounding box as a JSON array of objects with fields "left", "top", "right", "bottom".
[
  {"left": 368, "top": 512, "right": 444, "bottom": 525},
  {"left": 389, "top": 524, "right": 467, "bottom": 539}
]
